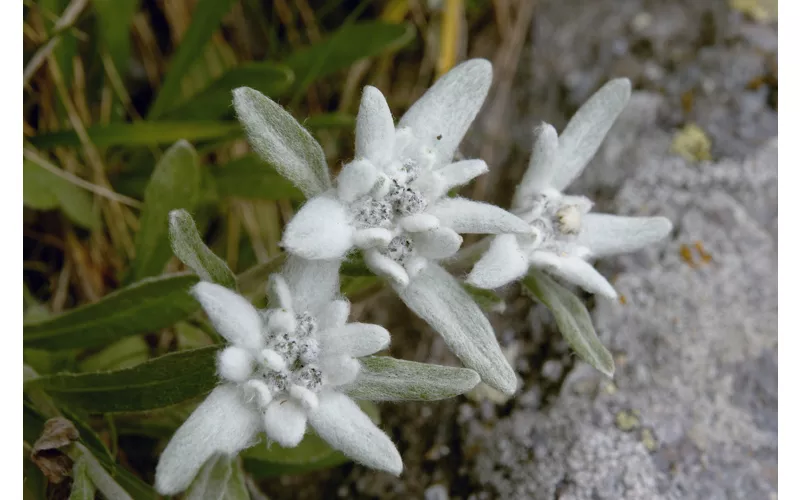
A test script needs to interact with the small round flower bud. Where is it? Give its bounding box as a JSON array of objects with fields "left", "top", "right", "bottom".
[{"left": 217, "top": 347, "right": 253, "bottom": 383}]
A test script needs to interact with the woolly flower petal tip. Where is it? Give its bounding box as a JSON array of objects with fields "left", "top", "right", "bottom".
[{"left": 157, "top": 268, "right": 406, "bottom": 494}]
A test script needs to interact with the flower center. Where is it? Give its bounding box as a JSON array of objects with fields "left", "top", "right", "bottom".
[
  {"left": 351, "top": 178, "right": 428, "bottom": 229},
  {"left": 259, "top": 311, "right": 323, "bottom": 393},
  {"left": 384, "top": 235, "right": 414, "bottom": 265}
]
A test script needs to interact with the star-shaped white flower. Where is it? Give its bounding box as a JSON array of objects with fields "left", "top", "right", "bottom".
[
  {"left": 467, "top": 78, "right": 672, "bottom": 298},
  {"left": 281, "top": 59, "right": 530, "bottom": 287},
  {"left": 155, "top": 264, "right": 400, "bottom": 495}
]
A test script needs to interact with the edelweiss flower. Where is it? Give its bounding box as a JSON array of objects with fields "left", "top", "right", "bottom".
[
  {"left": 155, "top": 261, "right": 400, "bottom": 495},
  {"left": 281, "top": 59, "right": 529, "bottom": 287},
  {"left": 467, "top": 79, "right": 672, "bottom": 297}
]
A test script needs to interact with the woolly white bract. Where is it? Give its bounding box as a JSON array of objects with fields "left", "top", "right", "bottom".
[
  {"left": 154, "top": 261, "right": 401, "bottom": 495},
  {"left": 281, "top": 59, "right": 530, "bottom": 287},
  {"left": 467, "top": 79, "right": 672, "bottom": 297}
]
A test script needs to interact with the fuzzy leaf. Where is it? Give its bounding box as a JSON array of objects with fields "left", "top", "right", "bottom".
[
  {"left": 396, "top": 263, "right": 518, "bottom": 395},
  {"left": 213, "top": 154, "right": 304, "bottom": 201},
  {"left": 131, "top": 140, "right": 201, "bottom": 281},
  {"left": 68, "top": 457, "right": 96, "bottom": 500},
  {"left": 522, "top": 270, "right": 615, "bottom": 377},
  {"left": 233, "top": 87, "right": 331, "bottom": 197},
  {"left": 184, "top": 455, "right": 249, "bottom": 500},
  {"left": 26, "top": 346, "right": 221, "bottom": 413},
  {"left": 23, "top": 159, "right": 100, "bottom": 230},
  {"left": 77, "top": 336, "right": 149, "bottom": 372},
  {"left": 165, "top": 62, "right": 295, "bottom": 120},
  {"left": 23, "top": 274, "right": 200, "bottom": 350},
  {"left": 169, "top": 209, "right": 237, "bottom": 288},
  {"left": 344, "top": 356, "right": 481, "bottom": 401}
]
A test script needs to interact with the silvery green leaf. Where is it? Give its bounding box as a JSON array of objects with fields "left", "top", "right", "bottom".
[
  {"left": 169, "top": 209, "right": 237, "bottom": 289},
  {"left": 522, "top": 269, "right": 615, "bottom": 377},
  {"left": 68, "top": 457, "right": 96, "bottom": 500},
  {"left": 184, "top": 454, "right": 250, "bottom": 500},
  {"left": 233, "top": 87, "right": 331, "bottom": 197},
  {"left": 395, "top": 263, "right": 518, "bottom": 395},
  {"left": 344, "top": 356, "right": 481, "bottom": 401},
  {"left": 132, "top": 140, "right": 201, "bottom": 281}
]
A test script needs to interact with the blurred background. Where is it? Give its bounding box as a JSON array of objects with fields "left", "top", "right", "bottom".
[{"left": 23, "top": 0, "right": 778, "bottom": 498}]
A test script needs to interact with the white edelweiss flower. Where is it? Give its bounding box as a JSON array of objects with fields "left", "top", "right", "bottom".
[
  {"left": 467, "top": 79, "right": 673, "bottom": 298},
  {"left": 155, "top": 266, "right": 400, "bottom": 495},
  {"left": 281, "top": 59, "right": 530, "bottom": 287}
]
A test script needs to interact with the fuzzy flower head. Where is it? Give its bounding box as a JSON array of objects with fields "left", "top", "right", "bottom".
[
  {"left": 282, "top": 59, "right": 529, "bottom": 287},
  {"left": 467, "top": 79, "right": 672, "bottom": 297},
  {"left": 155, "top": 261, "right": 400, "bottom": 495}
]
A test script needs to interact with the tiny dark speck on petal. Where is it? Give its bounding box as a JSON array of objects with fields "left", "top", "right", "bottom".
[{"left": 436, "top": 134, "right": 443, "bottom": 140}]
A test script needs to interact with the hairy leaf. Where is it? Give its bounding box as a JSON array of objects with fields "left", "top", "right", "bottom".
[
  {"left": 131, "top": 140, "right": 201, "bottom": 281},
  {"left": 185, "top": 455, "right": 249, "bottom": 500},
  {"left": 169, "top": 209, "right": 237, "bottom": 288},
  {"left": 26, "top": 346, "right": 221, "bottom": 413},
  {"left": 522, "top": 270, "right": 615, "bottom": 377},
  {"left": 23, "top": 274, "right": 200, "bottom": 350},
  {"left": 23, "top": 159, "right": 100, "bottom": 230},
  {"left": 343, "top": 356, "right": 481, "bottom": 401}
]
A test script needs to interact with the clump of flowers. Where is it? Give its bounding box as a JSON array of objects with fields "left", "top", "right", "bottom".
[{"left": 155, "top": 60, "right": 673, "bottom": 494}]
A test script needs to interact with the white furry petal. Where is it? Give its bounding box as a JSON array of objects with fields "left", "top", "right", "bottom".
[
  {"left": 309, "top": 391, "right": 402, "bottom": 475},
  {"left": 411, "top": 227, "right": 463, "bottom": 259},
  {"left": 399, "top": 213, "right": 440, "bottom": 233},
  {"left": 155, "top": 385, "right": 260, "bottom": 495},
  {"left": 266, "top": 274, "right": 293, "bottom": 310},
  {"left": 364, "top": 249, "right": 410, "bottom": 288},
  {"left": 398, "top": 59, "right": 493, "bottom": 163},
  {"left": 466, "top": 234, "right": 530, "bottom": 289},
  {"left": 317, "top": 299, "right": 351, "bottom": 330},
  {"left": 355, "top": 86, "right": 395, "bottom": 168},
  {"left": 320, "top": 355, "right": 361, "bottom": 387},
  {"left": 282, "top": 195, "right": 354, "bottom": 260},
  {"left": 427, "top": 197, "right": 530, "bottom": 234},
  {"left": 337, "top": 159, "right": 380, "bottom": 203},
  {"left": 529, "top": 251, "right": 617, "bottom": 299},
  {"left": 577, "top": 214, "right": 673, "bottom": 258},
  {"left": 281, "top": 256, "right": 341, "bottom": 315},
  {"left": 513, "top": 123, "right": 559, "bottom": 208},
  {"left": 263, "top": 398, "right": 308, "bottom": 448},
  {"left": 217, "top": 347, "right": 254, "bottom": 383},
  {"left": 437, "top": 159, "right": 488, "bottom": 193},
  {"left": 353, "top": 228, "right": 394, "bottom": 249},
  {"left": 320, "top": 323, "right": 390, "bottom": 357},
  {"left": 190, "top": 282, "right": 264, "bottom": 351},
  {"left": 551, "top": 79, "right": 631, "bottom": 191}
]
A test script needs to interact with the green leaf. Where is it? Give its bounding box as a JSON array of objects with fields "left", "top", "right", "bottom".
[
  {"left": 69, "top": 456, "right": 97, "bottom": 500},
  {"left": 185, "top": 455, "right": 249, "bottom": 500},
  {"left": 78, "top": 336, "right": 150, "bottom": 372},
  {"left": 169, "top": 209, "right": 237, "bottom": 288},
  {"left": 23, "top": 274, "right": 200, "bottom": 350},
  {"left": 213, "top": 154, "right": 304, "bottom": 201},
  {"left": 165, "top": 62, "right": 295, "bottom": 120},
  {"left": 344, "top": 356, "right": 481, "bottom": 401},
  {"left": 303, "top": 113, "right": 355, "bottom": 131},
  {"left": 236, "top": 254, "right": 287, "bottom": 297},
  {"left": 522, "top": 270, "right": 615, "bottom": 377},
  {"left": 285, "top": 21, "right": 415, "bottom": 95},
  {"left": 26, "top": 346, "right": 221, "bottom": 413},
  {"left": 23, "top": 159, "right": 100, "bottom": 229},
  {"left": 464, "top": 284, "right": 506, "bottom": 313},
  {"left": 93, "top": 0, "right": 140, "bottom": 79},
  {"left": 147, "top": 0, "right": 238, "bottom": 118},
  {"left": 131, "top": 140, "right": 201, "bottom": 281},
  {"left": 29, "top": 121, "right": 242, "bottom": 149},
  {"left": 243, "top": 401, "right": 379, "bottom": 477},
  {"left": 233, "top": 87, "right": 331, "bottom": 198}
]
